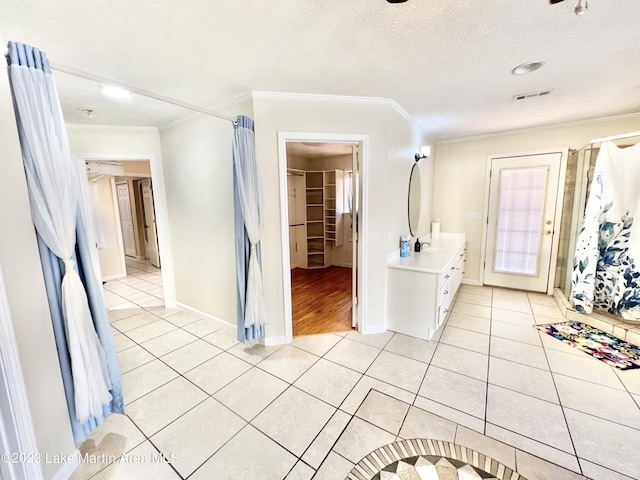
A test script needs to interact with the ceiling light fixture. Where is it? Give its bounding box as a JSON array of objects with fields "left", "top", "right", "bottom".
[
  {"left": 511, "top": 61, "right": 545, "bottom": 75},
  {"left": 414, "top": 146, "right": 430, "bottom": 162},
  {"left": 100, "top": 84, "right": 131, "bottom": 99},
  {"left": 386, "top": 0, "right": 409, "bottom": 3}
]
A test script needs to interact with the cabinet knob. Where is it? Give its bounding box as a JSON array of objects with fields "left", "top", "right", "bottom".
[
  {"left": 444, "top": 274, "right": 450, "bottom": 279},
  {"left": 444, "top": 308, "right": 449, "bottom": 313},
  {"left": 444, "top": 290, "right": 448, "bottom": 294}
]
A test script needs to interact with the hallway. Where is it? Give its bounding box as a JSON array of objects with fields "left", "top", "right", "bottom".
[{"left": 102, "top": 258, "right": 164, "bottom": 310}]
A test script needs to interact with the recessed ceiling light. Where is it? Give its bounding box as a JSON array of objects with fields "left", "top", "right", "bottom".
[
  {"left": 511, "top": 61, "right": 545, "bottom": 75},
  {"left": 101, "top": 84, "right": 131, "bottom": 99}
]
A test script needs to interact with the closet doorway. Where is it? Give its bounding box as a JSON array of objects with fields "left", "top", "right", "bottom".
[{"left": 278, "top": 133, "right": 367, "bottom": 341}]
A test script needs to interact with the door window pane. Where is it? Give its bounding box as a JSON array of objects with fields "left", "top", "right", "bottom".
[{"left": 494, "top": 167, "right": 548, "bottom": 275}]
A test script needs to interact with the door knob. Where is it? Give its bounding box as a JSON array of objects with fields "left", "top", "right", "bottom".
[
  {"left": 545, "top": 230, "right": 552, "bottom": 235},
  {"left": 546, "top": 220, "right": 552, "bottom": 225}
]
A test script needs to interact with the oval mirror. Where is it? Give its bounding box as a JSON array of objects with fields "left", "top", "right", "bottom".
[{"left": 408, "top": 162, "right": 421, "bottom": 236}]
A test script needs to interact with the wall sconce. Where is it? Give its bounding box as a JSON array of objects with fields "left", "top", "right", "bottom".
[{"left": 414, "top": 146, "right": 431, "bottom": 162}]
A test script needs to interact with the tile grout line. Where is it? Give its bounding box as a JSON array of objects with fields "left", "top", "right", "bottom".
[
  {"left": 484, "top": 287, "right": 494, "bottom": 436},
  {"left": 532, "top": 292, "right": 584, "bottom": 477}
]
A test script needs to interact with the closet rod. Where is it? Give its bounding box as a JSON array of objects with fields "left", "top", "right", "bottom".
[
  {"left": 50, "top": 62, "right": 237, "bottom": 124},
  {"left": 590, "top": 130, "right": 640, "bottom": 144}
]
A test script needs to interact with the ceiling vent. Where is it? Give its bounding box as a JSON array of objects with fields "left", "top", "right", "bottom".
[
  {"left": 85, "top": 161, "right": 125, "bottom": 180},
  {"left": 513, "top": 90, "right": 553, "bottom": 101}
]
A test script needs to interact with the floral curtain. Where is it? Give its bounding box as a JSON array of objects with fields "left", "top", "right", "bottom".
[{"left": 572, "top": 141, "right": 640, "bottom": 320}]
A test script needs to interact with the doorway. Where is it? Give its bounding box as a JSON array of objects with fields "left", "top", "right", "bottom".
[
  {"left": 83, "top": 156, "right": 168, "bottom": 309},
  {"left": 278, "top": 133, "right": 368, "bottom": 343},
  {"left": 286, "top": 142, "right": 357, "bottom": 336},
  {"left": 482, "top": 150, "right": 566, "bottom": 293}
]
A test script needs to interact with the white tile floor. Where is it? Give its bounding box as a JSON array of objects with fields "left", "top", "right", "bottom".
[
  {"left": 102, "top": 257, "right": 164, "bottom": 310},
  {"left": 71, "top": 284, "right": 640, "bottom": 480}
]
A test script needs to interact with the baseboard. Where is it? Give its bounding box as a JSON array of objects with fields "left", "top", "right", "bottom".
[
  {"left": 51, "top": 449, "right": 80, "bottom": 480},
  {"left": 263, "top": 336, "right": 288, "bottom": 346},
  {"left": 331, "top": 262, "right": 353, "bottom": 268},
  {"left": 461, "top": 279, "right": 480, "bottom": 286},
  {"left": 361, "top": 324, "right": 387, "bottom": 335},
  {"left": 102, "top": 273, "right": 126, "bottom": 282},
  {"left": 174, "top": 302, "right": 235, "bottom": 330}
]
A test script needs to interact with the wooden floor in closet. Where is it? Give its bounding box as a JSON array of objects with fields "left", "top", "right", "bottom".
[{"left": 291, "top": 266, "right": 353, "bottom": 336}]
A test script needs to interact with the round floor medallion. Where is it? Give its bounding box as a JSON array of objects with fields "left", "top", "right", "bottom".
[{"left": 347, "top": 439, "right": 527, "bottom": 480}]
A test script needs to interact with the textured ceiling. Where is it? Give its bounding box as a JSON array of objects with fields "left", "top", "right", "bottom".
[{"left": 2, "top": 0, "right": 640, "bottom": 140}]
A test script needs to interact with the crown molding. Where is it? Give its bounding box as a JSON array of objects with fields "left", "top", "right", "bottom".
[
  {"left": 159, "top": 92, "right": 253, "bottom": 131},
  {"left": 65, "top": 124, "right": 159, "bottom": 132},
  {"left": 250, "top": 91, "right": 427, "bottom": 136},
  {"left": 437, "top": 111, "right": 640, "bottom": 145}
]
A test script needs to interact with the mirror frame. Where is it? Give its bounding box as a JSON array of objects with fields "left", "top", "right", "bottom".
[{"left": 408, "top": 161, "right": 421, "bottom": 237}]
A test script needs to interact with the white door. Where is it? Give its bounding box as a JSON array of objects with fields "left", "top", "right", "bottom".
[
  {"left": 141, "top": 178, "right": 161, "bottom": 268},
  {"left": 116, "top": 182, "right": 136, "bottom": 258},
  {"left": 484, "top": 152, "right": 562, "bottom": 292}
]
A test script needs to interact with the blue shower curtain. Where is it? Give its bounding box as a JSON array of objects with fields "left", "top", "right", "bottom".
[
  {"left": 233, "top": 115, "right": 266, "bottom": 342},
  {"left": 37, "top": 215, "right": 124, "bottom": 442},
  {"left": 6, "top": 41, "right": 123, "bottom": 443}
]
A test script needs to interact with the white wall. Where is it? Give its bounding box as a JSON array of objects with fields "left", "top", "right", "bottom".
[
  {"left": 254, "top": 97, "right": 431, "bottom": 340},
  {"left": 286, "top": 153, "right": 309, "bottom": 171},
  {"left": 159, "top": 101, "right": 253, "bottom": 324},
  {"left": 0, "top": 47, "right": 75, "bottom": 479},
  {"left": 434, "top": 113, "right": 640, "bottom": 285}
]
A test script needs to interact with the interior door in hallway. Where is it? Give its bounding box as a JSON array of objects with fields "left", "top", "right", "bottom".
[
  {"left": 140, "top": 178, "right": 161, "bottom": 268},
  {"left": 484, "top": 151, "right": 562, "bottom": 292},
  {"left": 116, "top": 181, "right": 136, "bottom": 257}
]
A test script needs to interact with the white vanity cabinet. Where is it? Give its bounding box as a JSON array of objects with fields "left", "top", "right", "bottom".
[{"left": 386, "top": 236, "right": 466, "bottom": 340}]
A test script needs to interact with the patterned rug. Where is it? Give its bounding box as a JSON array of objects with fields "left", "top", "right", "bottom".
[
  {"left": 347, "top": 438, "right": 526, "bottom": 480},
  {"left": 535, "top": 320, "right": 640, "bottom": 370}
]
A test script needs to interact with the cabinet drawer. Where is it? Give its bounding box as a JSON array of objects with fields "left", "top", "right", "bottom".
[
  {"left": 439, "top": 281, "right": 452, "bottom": 306},
  {"left": 438, "top": 294, "right": 453, "bottom": 327}
]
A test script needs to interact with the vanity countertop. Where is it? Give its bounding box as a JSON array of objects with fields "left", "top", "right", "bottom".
[{"left": 387, "top": 236, "right": 465, "bottom": 274}]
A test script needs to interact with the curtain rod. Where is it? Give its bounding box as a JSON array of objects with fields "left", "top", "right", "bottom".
[
  {"left": 50, "top": 62, "right": 237, "bottom": 124},
  {"left": 590, "top": 130, "right": 640, "bottom": 144}
]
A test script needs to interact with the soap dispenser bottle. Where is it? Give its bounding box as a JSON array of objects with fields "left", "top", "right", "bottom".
[{"left": 414, "top": 238, "right": 422, "bottom": 252}]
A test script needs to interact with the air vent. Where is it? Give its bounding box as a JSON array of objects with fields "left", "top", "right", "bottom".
[{"left": 513, "top": 89, "right": 553, "bottom": 101}]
